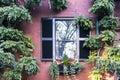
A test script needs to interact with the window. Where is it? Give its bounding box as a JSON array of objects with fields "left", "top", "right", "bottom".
[{"left": 41, "top": 18, "right": 90, "bottom": 61}]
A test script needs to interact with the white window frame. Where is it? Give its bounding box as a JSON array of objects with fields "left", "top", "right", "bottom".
[{"left": 52, "top": 18, "right": 91, "bottom": 61}]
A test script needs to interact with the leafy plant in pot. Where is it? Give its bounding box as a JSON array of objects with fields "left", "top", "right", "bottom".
[
  {"left": 0, "top": 0, "right": 14, "bottom": 6},
  {"left": 89, "top": 0, "right": 114, "bottom": 20},
  {"left": 0, "top": 5, "right": 31, "bottom": 27},
  {"left": 49, "top": 54, "right": 83, "bottom": 80},
  {"left": 50, "top": 0, "right": 68, "bottom": 12},
  {"left": 83, "top": 35, "right": 101, "bottom": 50},
  {"left": 98, "top": 16, "right": 118, "bottom": 30},
  {"left": 0, "top": 27, "right": 39, "bottom": 80},
  {"left": 24, "top": 0, "right": 41, "bottom": 9},
  {"left": 74, "top": 16, "right": 95, "bottom": 30},
  {"left": 99, "top": 30, "right": 116, "bottom": 45}
]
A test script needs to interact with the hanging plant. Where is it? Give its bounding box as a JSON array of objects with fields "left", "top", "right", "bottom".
[
  {"left": 17, "top": 57, "right": 39, "bottom": 75},
  {"left": 99, "top": 30, "right": 116, "bottom": 44},
  {"left": 86, "top": 50, "right": 99, "bottom": 64},
  {"left": 0, "top": 27, "right": 34, "bottom": 55},
  {"left": 0, "top": 5, "right": 31, "bottom": 27},
  {"left": 89, "top": 0, "right": 114, "bottom": 19},
  {"left": 105, "top": 46, "right": 120, "bottom": 62},
  {"left": 50, "top": 0, "right": 68, "bottom": 12},
  {"left": 0, "top": 27, "right": 39, "bottom": 80},
  {"left": 83, "top": 35, "right": 101, "bottom": 49},
  {"left": 0, "top": 0, "right": 14, "bottom": 6},
  {"left": 49, "top": 62, "right": 59, "bottom": 80},
  {"left": 24, "top": 0, "right": 41, "bottom": 8},
  {"left": 74, "top": 16, "right": 95, "bottom": 30},
  {"left": 99, "top": 16, "right": 118, "bottom": 30},
  {"left": 3, "top": 69, "right": 22, "bottom": 80},
  {"left": 0, "top": 50, "right": 15, "bottom": 67},
  {"left": 88, "top": 67, "right": 102, "bottom": 80}
]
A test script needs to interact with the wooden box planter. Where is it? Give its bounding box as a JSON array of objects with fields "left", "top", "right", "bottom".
[{"left": 58, "top": 63, "right": 79, "bottom": 75}]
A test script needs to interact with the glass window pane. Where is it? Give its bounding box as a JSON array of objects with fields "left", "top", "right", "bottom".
[
  {"left": 42, "top": 40, "right": 53, "bottom": 59},
  {"left": 55, "top": 20, "right": 76, "bottom": 41},
  {"left": 41, "top": 18, "right": 52, "bottom": 37},
  {"left": 79, "top": 41, "right": 90, "bottom": 59},
  {"left": 56, "top": 41, "right": 77, "bottom": 59},
  {"left": 79, "top": 27, "right": 89, "bottom": 38}
]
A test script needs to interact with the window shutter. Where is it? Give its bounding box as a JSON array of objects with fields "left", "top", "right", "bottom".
[
  {"left": 41, "top": 18, "right": 53, "bottom": 61},
  {"left": 79, "top": 41, "right": 90, "bottom": 59}
]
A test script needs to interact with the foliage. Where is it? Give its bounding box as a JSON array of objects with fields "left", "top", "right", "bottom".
[
  {"left": 49, "top": 62, "right": 59, "bottom": 80},
  {"left": 0, "top": 5, "right": 31, "bottom": 27},
  {"left": 17, "top": 57, "right": 39, "bottom": 75},
  {"left": 25, "top": 0, "right": 41, "bottom": 8},
  {"left": 3, "top": 69, "right": 22, "bottom": 80},
  {"left": 99, "top": 30, "right": 116, "bottom": 44},
  {"left": 96, "top": 57, "right": 116, "bottom": 74},
  {"left": 0, "top": 50, "right": 15, "bottom": 67},
  {"left": 0, "top": 27, "right": 34, "bottom": 55},
  {"left": 86, "top": 50, "right": 98, "bottom": 64},
  {"left": 89, "top": 0, "right": 114, "bottom": 18},
  {"left": 74, "top": 16, "right": 95, "bottom": 30},
  {"left": 0, "top": 27, "right": 39, "bottom": 80},
  {"left": 63, "top": 54, "right": 69, "bottom": 65},
  {"left": 70, "top": 62, "right": 83, "bottom": 74},
  {"left": 50, "top": 0, "right": 68, "bottom": 12},
  {"left": 106, "top": 46, "right": 120, "bottom": 61},
  {"left": 0, "top": 0, "right": 14, "bottom": 6},
  {"left": 88, "top": 67, "right": 102, "bottom": 80},
  {"left": 99, "top": 16, "right": 118, "bottom": 30},
  {"left": 83, "top": 35, "right": 101, "bottom": 49}
]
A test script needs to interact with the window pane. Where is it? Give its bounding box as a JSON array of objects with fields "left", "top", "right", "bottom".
[
  {"left": 56, "top": 41, "right": 77, "bottom": 59},
  {"left": 79, "top": 41, "right": 90, "bottom": 59},
  {"left": 79, "top": 27, "right": 89, "bottom": 38},
  {"left": 41, "top": 18, "right": 52, "bottom": 37},
  {"left": 56, "top": 20, "right": 76, "bottom": 41},
  {"left": 42, "top": 41, "right": 53, "bottom": 60},
  {"left": 55, "top": 19, "right": 77, "bottom": 59}
]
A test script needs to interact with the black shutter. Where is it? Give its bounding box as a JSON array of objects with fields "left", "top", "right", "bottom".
[
  {"left": 79, "top": 41, "right": 90, "bottom": 60},
  {"left": 41, "top": 18, "right": 53, "bottom": 61},
  {"left": 79, "top": 27, "right": 89, "bottom": 38}
]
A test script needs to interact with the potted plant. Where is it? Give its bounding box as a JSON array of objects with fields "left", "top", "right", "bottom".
[
  {"left": 0, "top": 0, "right": 14, "bottom": 6},
  {"left": 0, "top": 5, "right": 31, "bottom": 27},
  {"left": 0, "top": 27, "right": 39, "bottom": 80},
  {"left": 24, "top": 0, "right": 41, "bottom": 8},
  {"left": 74, "top": 16, "right": 95, "bottom": 30},
  {"left": 49, "top": 55, "right": 83, "bottom": 80},
  {"left": 89, "top": 0, "right": 114, "bottom": 20},
  {"left": 98, "top": 16, "right": 118, "bottom": 30},
  {"left": 83, "top": 35, "right": 101, "bottom": 49},
  {"left": 99, "top": 30, "right": 116, "bottom": 45},
  {"left": 50, "top": 0, "right": 68, "bottom": 12}
]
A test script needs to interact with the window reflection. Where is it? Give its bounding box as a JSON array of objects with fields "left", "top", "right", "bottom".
[{"left": 55, "top": 20, "right": 77, "bottom": 59}]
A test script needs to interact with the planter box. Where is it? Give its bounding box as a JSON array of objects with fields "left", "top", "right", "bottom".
[{"left": 58, "top": 63, "right": 79, "bottom": 75}]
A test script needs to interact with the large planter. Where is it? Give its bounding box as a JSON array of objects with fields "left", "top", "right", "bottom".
[{"left": 58, "top": 63, "right": 80, "bottom": 75}]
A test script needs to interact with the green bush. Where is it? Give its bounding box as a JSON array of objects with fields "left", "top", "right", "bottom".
[
  {"left": 50, "top": 0, "right": 68, "bottom": 12},
  {"left": 0, "top": 5, "right": 31, "bottom": 27},
  {"left": 0, "top": 0, "right": 14, "bottom": 6},
  {"left": 25, "top": 0, "right": 41, "bottom": 8},
  {"left": 89, "top": 0, "right": 114, "bottom": 18},
  {"left": 83, "top": 35, "right": 101, "bottom": 49},
  {"left": 100, "top": 30, "right": 116, "bottom": 44},
  {"left": 17, "top": 57, "right": 39, "bottom": 75},
  {"left": 74, "top": 16, "right": 95, "bottom": 30},
  {"left": 99, "top": 16, "right": 118, "bottom": 30}
]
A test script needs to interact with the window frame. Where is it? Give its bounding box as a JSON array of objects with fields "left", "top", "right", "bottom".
[{"left": 41, "top": 18, "right": 91, "bottom": 61}]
